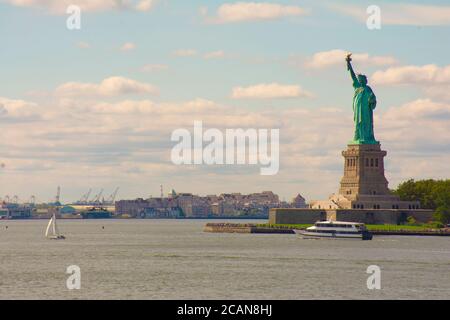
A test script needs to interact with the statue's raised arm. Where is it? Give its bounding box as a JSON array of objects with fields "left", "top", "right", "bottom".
[{"left": 346, "top": 53, "right": 359, "bottom": 88}]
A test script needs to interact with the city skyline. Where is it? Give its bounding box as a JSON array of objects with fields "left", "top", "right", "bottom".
[{"left": 1, "top": 0, "right": 450, "bottom": 203}]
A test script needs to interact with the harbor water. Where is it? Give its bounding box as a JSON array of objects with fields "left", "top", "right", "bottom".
[{"left": 0, "top": 219, "right": 449, "bottom": 299}]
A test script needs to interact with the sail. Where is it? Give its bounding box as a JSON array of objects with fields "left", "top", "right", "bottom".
[
  {"left": 53, "top": 213, "right": 60, "bottom": 236},
  {"left": 45, "top": 215, "right": 53, "bottom": 237}
]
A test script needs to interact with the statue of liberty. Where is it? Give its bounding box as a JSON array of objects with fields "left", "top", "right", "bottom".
[{"left": 346, "top": 53, "right": 378, "bottom": 145}]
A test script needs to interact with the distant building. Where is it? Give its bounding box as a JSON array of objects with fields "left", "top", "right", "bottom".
[
  {"left": 0, "top": 208, "right": 8, "bottom": 219},
  {"left": 115, "top": 191, "right": 285, "bottom": 218},
  {"left": 115, "top": 198, "right": 152, "bottom": 217},
  {"left": 292, "top": 194, "right": 307, "bottom": 208},
  {"left": 140, "top": 207, "right": 183, "bottom": 219},
  {"left": 0, "top": 203, "right": 33, "bottom": 219},
  {"left": 176, "top": 193, "right": 210, "bottom": 217}
]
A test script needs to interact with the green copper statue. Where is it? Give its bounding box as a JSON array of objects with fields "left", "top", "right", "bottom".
[{"left": 346, "top": 53, "right": 378, "bottom": 145}]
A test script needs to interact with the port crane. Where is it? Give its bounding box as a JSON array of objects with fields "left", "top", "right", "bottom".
[
  {"left": 105, "top": 187, "right": 119, "bottom": 205},
  {"left": 77, "top": 189, "right": 92, "bottom": 204},
  {"left": 73, "top": 188, "right": 119, "bottom": 206},
  {"left": 91, "top": 189, "right": 104, "bottom": 205},
  {"left": 47, "top": 186, "right": 62, "bottom": 207},
  {"left": 55, "top": 186, "right": 61, "bottom": 205}
]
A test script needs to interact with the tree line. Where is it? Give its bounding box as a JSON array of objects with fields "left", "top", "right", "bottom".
[{"left": 394, "top": 179, "right": 450, "bottom": 224}]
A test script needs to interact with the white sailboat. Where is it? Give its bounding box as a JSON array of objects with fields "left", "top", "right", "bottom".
[{"left": 45, "top": 212, "right": 65, "bottom": 240}]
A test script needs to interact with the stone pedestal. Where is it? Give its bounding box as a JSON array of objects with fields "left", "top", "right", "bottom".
[
  {"left": 310, "top": 143, "right": 421, "bottom": 211},
  {"left": 339, "top": 144, "right": 389, "bottom": 199}
]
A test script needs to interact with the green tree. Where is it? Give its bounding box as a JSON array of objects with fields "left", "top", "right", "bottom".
[
  {"left": 434, "top": 206, "right": 450, "bottom": 224},
  {"left": 394, "top": 179, "right": 450, "bottom": 224}
]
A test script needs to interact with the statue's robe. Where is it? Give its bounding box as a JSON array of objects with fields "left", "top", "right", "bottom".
[{"left": 352, "top": 79, "right": 377, "bottom": 144}]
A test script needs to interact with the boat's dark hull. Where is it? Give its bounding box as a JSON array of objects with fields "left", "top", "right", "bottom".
[{"left": 81, "top": 212, "right": 112, "bottom": 219}]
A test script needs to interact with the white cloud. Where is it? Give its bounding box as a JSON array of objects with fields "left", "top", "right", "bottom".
[
  {"left": 332, "top": 3, "right": 450, "bottom": 26},
  {"left": 372, "top": 64, "right": 450, "bottom": 102},
  {"left": 305, "top": 49, "right": 397, "bottom": 69},
  {"left": 141, "top": 64, "right": 169, "bottom": 72},
  {"left": 172, "top": 49, "right": 198, "bottom": 57},
  {"left": 377, "top": 99, "right": 450, "bottom": 184},
  {"left": 372, "top": 64, "right": 450, "bottom": 85},
  {"left": 91, "top": 100, "right": 155, "bottom": 114},
  {"left": 55, "top": 76, "right": 158, "bottom": 97},
  {"left": 383, "top": 99, "right": 450, "bottom": 121},
  {"left": 203, "top": 51, "right": 225, "bottom": 59},
  {"left": 231, "top": 83, "right": 313, "bottom": 99},
  {"left": 3, "top": 0, "right": 158, "bottom": 14},
  {"left": 120, "top": 42, "right": 136, "bottom": 51},
  {"left": 206, "top": 2, "right": 308, "bottom": 24},
  {"left": 135, "top": 0, "right": 154, "bottom": 12},
  {"left": 424, "top": 86, "right": 450, "bottom": 102},
  {"left": 172, "top": 49, "right": 225, "bottom": 59},
  {"left": 0, "top": 97, "right": 39, "bottom": 118},
  {"left": 91, "top": 98, "right": 219, "bottom": 115}
]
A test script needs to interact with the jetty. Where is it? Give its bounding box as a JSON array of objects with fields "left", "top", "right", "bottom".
[
  {"left": 369, "top": 229, "right": 450, "bottom": 236},
  {"left": 204, "top": 223, "right": 295, "bottom": 234}
]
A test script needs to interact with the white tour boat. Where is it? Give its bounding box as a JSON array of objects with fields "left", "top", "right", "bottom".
[{"left": 294, "top": 221, "right": 373, "bottom": 240}]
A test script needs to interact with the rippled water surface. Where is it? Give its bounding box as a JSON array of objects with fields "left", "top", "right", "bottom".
[{"left": 0, "top": 219, "right": 449, "bottom": 299}]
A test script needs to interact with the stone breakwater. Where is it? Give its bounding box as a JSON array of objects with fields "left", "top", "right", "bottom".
[
  {"left": 369, "top": 229, "right": 450, "bottom": 236},
  {"left": 203, "top": 223, "right": 295, "bottom": 234}
]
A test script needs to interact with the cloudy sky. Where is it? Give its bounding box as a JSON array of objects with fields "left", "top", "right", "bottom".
[{"left": 1, "top": 0, "right": 450, "bottom": 203}]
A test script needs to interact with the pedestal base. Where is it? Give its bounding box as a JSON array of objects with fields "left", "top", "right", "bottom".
[{"left": 339, "top": 143, "right": 389, "bottom": 198}]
